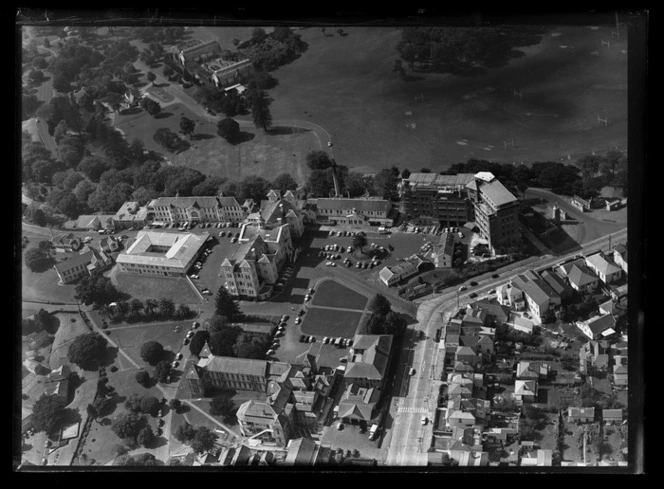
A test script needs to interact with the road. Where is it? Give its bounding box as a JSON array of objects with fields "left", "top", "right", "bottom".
[{"left": 384, "top": 227, "right": 626, "bottom": 465}]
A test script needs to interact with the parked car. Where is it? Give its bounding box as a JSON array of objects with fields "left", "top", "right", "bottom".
[
  {"left": 299, "top": 335, "right": 306, "bottom": 342},
  {"left": 410, "top": 368, "right": 416, "bottom": 376},
  {"left": 470, "top": 281, "right": 478, "bottom": 286},
  {"left": 469, "top": 292, "right": 478, "bottom": 299},
  {"left": 281, "top": 315, "right": 289, "bottom": 322},
  {"left": 295, "top": 317, "right": 302, "bottom": 324},
  {"left": 192, "top": 321, "right": 200, "bottom": 329},
  {"left": 171, "top": 361, "right": 179, "bottom": 368},
  {"left": 186, "top": 331, "right": 194, "bottom": 339},
  {"left": 459, "top": 286, "right": 468, "bottom": 291},
  {"left": 176, "top": 353, "right": 183, "bottom": 360},
  {"left": 492, "top": 273, "right": 500, "bottom": 279},
  {"left": 421, "top": 417, "right": 428, "bottom": 426},
  {"left": 266, "top": 349, "right": 275, "bottom": 356}
]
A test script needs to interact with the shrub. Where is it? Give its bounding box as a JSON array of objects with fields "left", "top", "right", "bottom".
[{"left": 135, "top": 370, "right": 151, "bottom": 387}]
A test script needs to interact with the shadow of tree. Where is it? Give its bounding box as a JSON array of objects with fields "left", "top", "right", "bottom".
[
  {"left": 267, "top": 126, "right": 310, "bottom": 136},
  {"left": 191, "top": 133, "right": 215, "bottom": 141},
  {"left": 154, "top": 111, "right": 174, "bottom": 119},
  {"left": 236, "top": 131, "right": 255, "bottom": 144},
  {"left": 118, "top": 107, "right": 142, "bottom": 116}
]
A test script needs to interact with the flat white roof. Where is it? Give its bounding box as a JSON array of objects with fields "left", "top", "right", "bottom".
[{"left": 117, "top": 231, "right": 208, "bottom": 269}]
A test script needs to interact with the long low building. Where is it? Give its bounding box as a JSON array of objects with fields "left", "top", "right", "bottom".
[
  {"left": 147, "top": 195, "right": 245, "bottom": 225},
  {"left": 313, "top": 198, "right": 394, "bottom": 227},
  {"left": 115, "top": 231, "right": 208, "bottom": 277}
]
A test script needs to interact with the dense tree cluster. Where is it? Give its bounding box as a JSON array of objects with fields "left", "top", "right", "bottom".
[
  {"left": 396, "top": 26, "right": 545, "bottom": 75},
  {"left": 174, "top": 423, "right": 218, "bottom": 454},
  {"left": 209, "top": 394, "right": 237, "bottom": 423},
  {"left": 24, "top": 247, "right": 56, "bottom": 273},
  {"left": 359, "top": 294, "right": 408, "bottom": 337},
  {"left": 30, "top": 394, "right": 68, "bottom": 434},
  {"left": 74, "top": 274, "right": 124, "bottom": 309},
  {"left": 101, "top": 297, "right": 192, "bottom": 324},
  {"left": 239, "top": 27, "right": 308, "bottom": 72},
  {"left": 140, "top": 341, "right": 164, "bottom": 366}
]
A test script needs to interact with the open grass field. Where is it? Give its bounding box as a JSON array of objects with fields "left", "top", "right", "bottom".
[
  {"left": 262, "top": 25, "right": 627, "bottom": 173},
  {"left": 299, "top": 307, "right": 364, "bottom": 339},
  {"left": 105, "top": 321, "right": 189, "bottom": 369},
  {"left": 111, "top": 268, "right": 202, "bottom": 305},
  {"left": 310, "top": 279, "right": 368, "bottom": 310},
  {"left": 114, "top": 103, "right": 317, "bottom": 184}
]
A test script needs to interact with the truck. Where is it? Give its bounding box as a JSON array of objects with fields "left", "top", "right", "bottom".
[
  {"left": 377, "top": 227, "right": 390, "bottom": 234},
  {"left": 368, "top": 424, "right": 379, "bottom": 440}
]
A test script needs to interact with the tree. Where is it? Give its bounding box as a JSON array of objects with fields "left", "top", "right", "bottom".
[
  {"left": 217, "top": 117, "right": 240, "bottom": 144},
  {"left": 209, "top": 395, "right": 237, "bottom": 423},
  {"left": 93, "top": 396, "right": 116, "bottom": 418},
  {"left": 343, "top": 172, "right": 371, "bottom": 198},
  {"left": 251, "top": 27, "right": 268, "bottom": 44},
  {"left": 135, "top": 370, "right": 151, "bottom": 387},
  {"left": 146, "top": 98, "right": 162, "bottom": 116},
  {"left": 158, "top": 297, "right": 175, "bottom": 318},
  {"left": 189, "top": 330, "right": 210, "bottom": 357},
  {"left": 383, "top": 311, "right": 407, "bottom": 336},
  {"left": 306, "top": 150, "right": 335, "bottom": 171},
  {"left": 28, "top": 69, "right": 46, "bottom": 86},
  {"left": 235, "top": 342, "right": 264, "bottom": 360},
  {"left": 31, "top": 394, "right": 67, "bottom": 434},
  {"left": 139, "top": 396, "right": 161, "bottom": 417},
  {"left": 153, "top": 360, "right": 172, "bottom": 384},
  {"left": 24, "top": 248, "right": 55, "bottom": 272},
  {"left": 78, "top": 156, "right": 110, "bottom": 182},
  {"left": 137, "top": 426, "right": 155, "bottom": 447},
  {"left": 111, "top": 412, "right": 148, "bottom": 441},
  {"left": 124, "top": 393, "right": 143, "bottom": 413},
  {"left": 22, "top": 93, "right": 43, "bottom": 119},
  {"left": 174, "top": 423, "right": 196, "bottom": 443},
  {"left": 162, "top": 64, "right": 174, "bottom": 78},
  {"left": 372, "top": 168, "right": 400, "bottom": 200},
  {"left": 112, "top": 444, "right": 130, "bottom": 458},
  {"left": 207, "top": 314, "right": 227, "bottom": 332},
  {"left": 180, "top": 116, "right": 196, "bottom": 139},
  {"left": 352, "top": 232, "right": 368, "bottom": 252},
  {"left": 238, "top": 175, "right": 271, "bottom": 203},
  {"left": 248, "top": 89, "right": 272, "bottom": 131},
  {"left": 67, "top": 332, "right": 107, "bottom": 370},
  {"left": 153, "top": 127, "right": 182, "bottom": 152},
  {"left": 191, "top": 426, "right": 218, "bottom": 454},
  {"left": 24, "top": 205, "right": 48, "bottom": 226},
  {"left": 272, "top": 173, "right": 298, "bottom": 195},
  {"left": 146, "top": 71, "right": 157, "bottom": 83},
  {"left": 74, "top": 274, "right": 123, "bottom": 308},
  {"left": 369, "top": 294, "right": 392, "bottom": 317},
  {"left": 215, "top": 286, "right": 242, "bottom": 321},
  {"left": 169, "top": 398, "right": 182, "bottom": 413}
]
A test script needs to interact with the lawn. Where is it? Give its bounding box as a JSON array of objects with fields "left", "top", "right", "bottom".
[
  {"left": 21, "top": 239, "right": 79, "bottom": 304},
  {"left": 111, "top": 268, "right": 202, "bottom": 305},
  {"left": 105, "top": 321, "right": 190, "bottom": 370},
  {"left": 299, "top": 307, "right": 365, "bottom": 339},
  {"left": 264, "top": 25, "right": 627, "bottom": 173},
  {"left": 114, "top": 102, "right": 317, "bottom": 186},
  {"left": 310, "top": 279, "right": 368, "bottom": 310}
]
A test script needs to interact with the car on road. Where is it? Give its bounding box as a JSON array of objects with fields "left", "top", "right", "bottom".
[
  {"left": 459, "top": 286, "right": 468, "bottom": 291},
  {"left": 337, "top": 422, "right": 343, "bottom": 430},
  {"left": 184, "top": 338, "right": 190, "bottom": 345},
  {"left": 470, "top": 281, "right": 478, "bottom": 286},
  {"left": 409, "top": 368, "right": 416, "bottom": 376},
  {"left": 266, "top": 349, "right": 275, "bottom": 356},
  {"left": 281, "top": 315, "right": 289, "bottom": 322},
  {"left": 176, "top": 353, "right": 183, "bottom": 360},
  {"left": 305, "top": 294, "right": 311, "bottom": 301},
  {"left": 202, "top": 289, "right": 212, "bottom": 295},
  {"left": 192, "top": 321, "right": 200, "bottom": 329},
  {"left": 299, "top": 334, "right": 306, "bottom": 342},
  {"left": 295, "top": 317, "right": 302, "bottom": 324},
  {"left": 171, "top": 361, "right": 179, "bottom": 368},
  {"left": 469, "top": 292, "right": 478, "bottom": 299},
  {"left": 186, "top": 331, "right": 194, "bottom": 339},
  {"left": 492, "top": 273, "right": 500, "bottom": 279},
  {"left": 190, "top": 274, "right": 199, "bottom": 279},
  {"left": 328, "top": 141, "right": 333, "bottom": 147},
  {"left": 421, "top": 417, "right": 428, "bottom": 426},
  {"left": 308, "top": 336, "right": 316, "bottom": 342},
  {"left": 323, "top": 337, "right": 330, "bottom": 344}
]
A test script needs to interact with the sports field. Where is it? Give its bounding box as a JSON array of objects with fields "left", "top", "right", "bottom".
[
  {"left": 310, "top": 279, "right": 369, "bottom": 310},
  {"left": 263, "top": 25, "right": 627, "bottom": 173}
]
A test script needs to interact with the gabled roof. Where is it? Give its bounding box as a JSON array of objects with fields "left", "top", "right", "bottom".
[
  {"left": 583, "top": 314, "right": 616, "bottom": 335},
  {"left": 613, "top": 243, "right": 627, "bottom": 258},
  {"left": 284, "top": 438, "right": 318, "bottom": 466},
  {"left": 54, "top": 251, "right": 93, "bottom": 274},
  {"left": 568, "top": 407, "right": 595, "bottom": 418},
  {"left": 455, "top": 346, "right": 477, "bottom": 357},
  {"left": 567, "top": 264, "right": 598, "bottom": 287},
  {"left": 473, "top": 301, "right": 510, "bottom": 323},
  {"left": 203, "top": 356, "right": 268, "bottom": 377},
  {"left": 515, "top": 379, "right": 537, "bottom": 396},
  {"left": 540, "top": 270, "right": 572, "bottom": 296},
  {"left": 478, "top": 177, "right": 517, "bottom": 207},
  {"left": 585, "top": 253, "right": 621, "bottom": 276}
]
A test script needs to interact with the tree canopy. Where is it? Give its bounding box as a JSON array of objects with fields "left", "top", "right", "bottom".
[
  {"left": 31, "top": 394, "right": 68, "bottom": 434},
  {"left": 67, "top": 332, "right": 107, "bottom": 370},
  {"left": 217, "top": 117, "right": 240, "bottom": 144},
  {"left": 248, "top": 89, "right": 273, "bottom": 131},
  {"left": 369, "top": 294, "right": 392, "bottom": 317},
  {"left": 140, "top": 341, "right": 164, "bottom": 366},
  {"left": 209, "top": 395, "right": 237, "bottom": 423},
  {"left": 111, "top": 412, "right": 149, "bottom": 441},
  {"left": 74, "top": 274, "right": 124, "bottom": 308},
  {"left": 24, "top": 247, "right": 55, "bottom": 273},
  {"left": 215, "top": 286, "right": 242, "bottom": 321}
]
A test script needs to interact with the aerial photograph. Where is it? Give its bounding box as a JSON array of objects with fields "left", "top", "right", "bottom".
[{"left": 17, "top": 10, "right": 643, "bottom": 472}]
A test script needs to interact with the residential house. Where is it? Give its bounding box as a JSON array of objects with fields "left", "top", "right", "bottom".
[
  {"left": 496, "top": 283, "right": 526, "bottom": 311},
  {"left": 461, "top": 307, "right": 489, "bottom": 334},
  {"left": 337, "top": 383, "right": 382, "bottom": 426},
  {"left": 576, "top": 314, "right": 617, "bottom": 340},
  {"left": 449, "top": 449, "right": 489, "bottom": 467},
  {"left": 562, "top": 262, "right": 599, "bottom": 293},
  {"left": 613, "top": 364, "right": 628, "bottom": 388},
  {"left": 609, "top": 283, "right": 628, "bottom": 305},
  {"left": 540, "top": 270, "right": 574, "bottom": 303},
  {"left": 475, "top": 335, "right": 495, "bottom": 357},
  {"left": 599, "top": 299, "right": 618, "bottom": 317},
  {"left": 218, "top": 445, "right": 252, "bottom": 466},
  {"left": 434, "top": 232, "right": 455, "bottom": 268},
  {"left": 448, "top": 411, "right": 476, "bottom": 429},
  {"left": 82, "top": 245, "right": 113, "bottom": 275},
  {"left": 602, "top": 409, "right": 623, "bottom": 425},
  {"left": 512, "top": 273, "right": 561, "bottom": 323},
  {"left": 520, "top": 449, "right": 553, "bottom": 467},
  {"left": 514, "top": 379, "right": 538, "bottom": 403},
  {"left": 210, "top": 59, "right": 254, "bottom": 88},
  {"left": 314, "top": 197, "right": 394, "bottom": 227},
  {"left": 53, "top": 250, "right": 93, "bottom": 284},
  {"left": 100, "top": 236, "right": 119, "bottom": 253},
  {"left": 613, "top": 244, "right": 628, "bottom": 274},
  {"left": 516, "top": 361, "right": 550, "bottom": 381},
  {"left": 585, "top": 253, "right": 622, "bottom": 285},
  {"left": 567, "top": 407, "right": 595, "bottom": 423},
  {"left": 43, "top": 365, "right": 71, "bottom": 402},
  {"left": 379, "top": 254, "right": 428, "bottom": 286},
  {"left": 509, "top": 314, "right": 535, "bottom": 334},
  {"left": 178, "top": 39, "right": 222, "bottom": 66},
  {"left": 455, "top": 346, "right": 477, "bottom": 365},
  {"left": 473, "top": 301, "right": 510, "bottom": 326},
  {"left": 51, "top": 233, "right": 82, "bottom": 253},
  {"left": 235, "top": 392, "right": 295, "bottom": 448},
  {"left": 579, "top": 340, "right": 610, "bottom": 374}
]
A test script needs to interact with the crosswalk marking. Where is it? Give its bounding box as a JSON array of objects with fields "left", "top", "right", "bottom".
[{"left": 397, "top": 407, "right": 430, "bottom": 414}]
